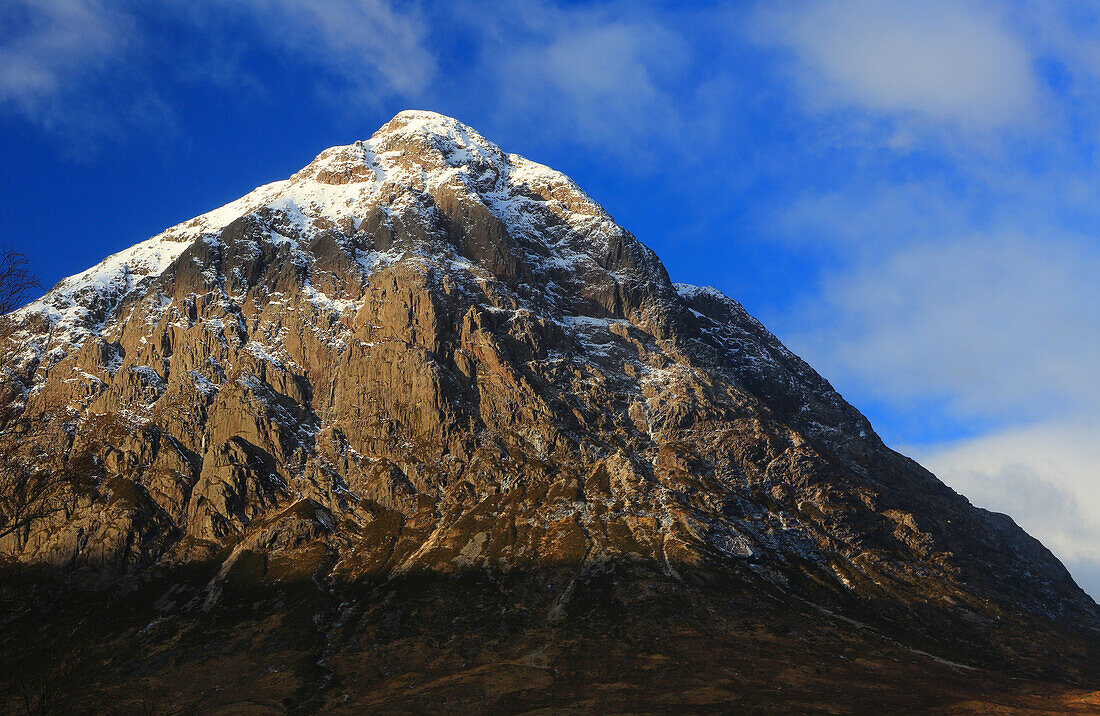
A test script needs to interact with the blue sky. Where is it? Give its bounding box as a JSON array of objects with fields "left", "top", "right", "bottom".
[{"left": 2, "top": 0, "right": 1098, "bottom": 598}]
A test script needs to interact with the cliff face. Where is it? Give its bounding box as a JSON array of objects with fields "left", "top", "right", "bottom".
[{"left": 0, "top": 111, "right": 1096, "bottom": 711}]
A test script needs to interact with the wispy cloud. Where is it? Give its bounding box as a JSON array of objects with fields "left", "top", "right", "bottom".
[
  {"left": 755, "top": 0, "right": 1044, "bottom": 136},
  {"left": 486, "top": 5, "right": 689, "bottom": 151},
  {"left": 0, "top": 0, "right": 434, "bottom": 143},
  {"left": 0, "top": 0, "right": 727, "bottom": 166},
  {"left": 443, "top": 0, "right": 745, "bottom": 167},
  {"left": 790, "top": 231, "right": 1100, "bottom": 422},
  {"left": 0, "top": 0, "right": 135, "bottom": 135},
  {"left": 216, "top": 0, "right": 435, "bottom": 99}
]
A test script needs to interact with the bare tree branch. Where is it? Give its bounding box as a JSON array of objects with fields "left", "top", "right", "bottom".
[
  {"left": 0, "top": 248, "right": 40, "bottom": 316},
  {"left": 0, "top": 462, "right": 75, "bottom": 548}
]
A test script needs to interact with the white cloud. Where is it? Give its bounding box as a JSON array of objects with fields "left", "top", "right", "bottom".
[
  {"left": 0, "top": 0, "right": 131, "bottom": 128},
  {"left": 469, "top": 1, "right": 696, "bottom": 160},
  {"left": 0, "top": 0, "right": 434, "bottom": 139},
  {"left": 790, "top": 232, "right": 1100, "bottom": 421},
  {"left": 769, "top": 181, "right": 971, "bottom": 251},
  {"left": 221, "top": 0, "right": 435, "bottom": 98},
  {"left": 757, "top": 0, "right": 1043, "bottom": 132},
  {"left": 913, "top": 419, "right": 1100, "bottom": 600},
  {"left": 498, "top": 20, "right": 686, "bottom": 142}
]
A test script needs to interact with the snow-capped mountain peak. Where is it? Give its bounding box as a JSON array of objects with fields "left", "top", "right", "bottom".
[{"left": 9, "top": 111, "right": 628, "bottom": 371}]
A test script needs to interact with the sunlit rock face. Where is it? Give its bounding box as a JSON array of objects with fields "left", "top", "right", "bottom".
[{"left": 0, "top": 112, "right": 1097, "bottom": 709}]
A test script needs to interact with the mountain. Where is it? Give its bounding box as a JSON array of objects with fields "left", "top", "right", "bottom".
[{"left": 0, "top": 111, "right": 1097, "bottom": 713}]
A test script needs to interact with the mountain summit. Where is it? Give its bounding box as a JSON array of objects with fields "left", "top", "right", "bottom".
[{"left": 1, "top": 111, "right": 1097, "bottom": 712}]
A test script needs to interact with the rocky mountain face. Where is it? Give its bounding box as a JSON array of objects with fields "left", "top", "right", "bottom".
[{"left": 0, "top": 111, "right": 1097, "bottom": 713}]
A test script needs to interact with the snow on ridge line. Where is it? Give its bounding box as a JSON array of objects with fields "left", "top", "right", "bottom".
[
  {"left": 10, "top": 110, "right": 630, "bottom": 358},
  {"left": 14, "top": 180, "right": 290, "bottom": 321},
  {"left": 674, "top": 282, "right": 723, "bottom": 300},
  {"left": 20, "top": 108, "right": 604, "bottom": 310},
  {"left": 383, "top": 110, "right": 502, "bottom": 161},
  {"left": 304, "top": 110, "right": 607, "bottom": 222},
  {"left": 379, "top": 111, "right": 603, "bottom": 206}
]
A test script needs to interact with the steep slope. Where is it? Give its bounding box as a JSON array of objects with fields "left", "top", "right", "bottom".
[{"left": 0, "top": 111, "right": 1096, "bottom": 711}]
